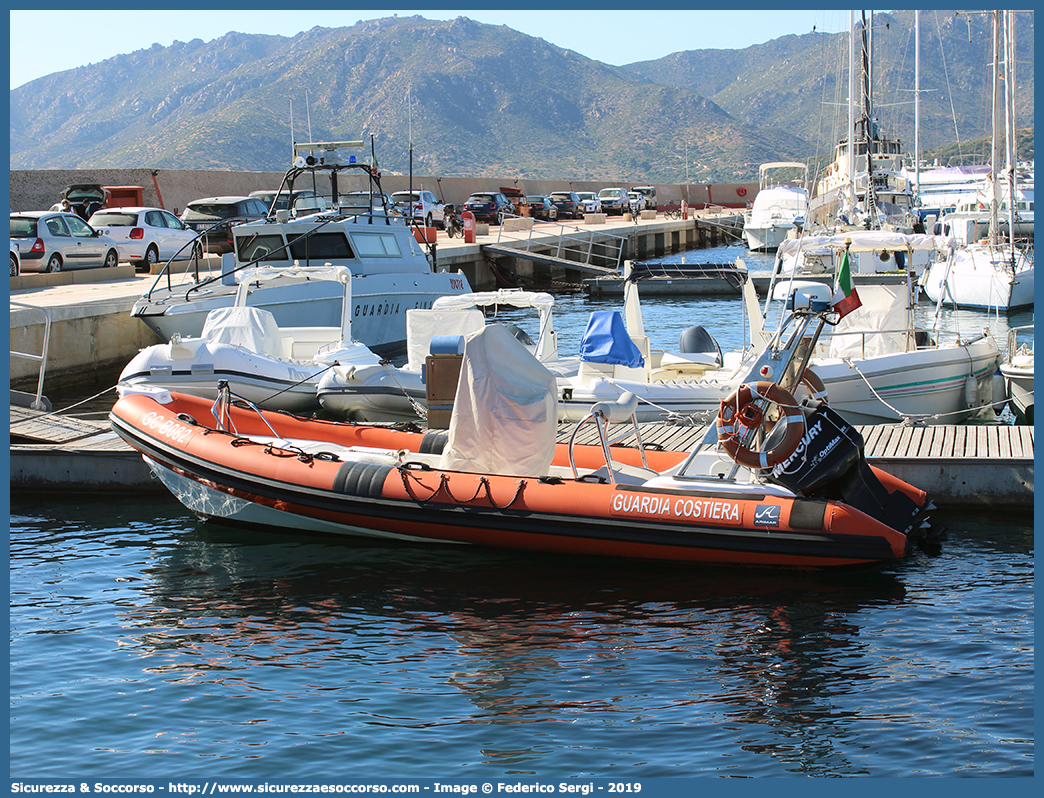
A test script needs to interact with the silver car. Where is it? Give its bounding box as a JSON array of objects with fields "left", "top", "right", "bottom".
[
  {"left": 88, "top": 206, "right": 201, "bottom": 272},
  {"left": 9, "top": 211, "right": 120, "bottom": 273}
]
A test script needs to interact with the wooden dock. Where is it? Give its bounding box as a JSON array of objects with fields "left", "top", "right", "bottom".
[{"left": 10, "top": 405, "right": 1032, "bottom": 507}]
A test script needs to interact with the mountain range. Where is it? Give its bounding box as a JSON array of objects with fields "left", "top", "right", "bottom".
[{"left": 9, "top": 11, "right": 1034, "bottom": 182}]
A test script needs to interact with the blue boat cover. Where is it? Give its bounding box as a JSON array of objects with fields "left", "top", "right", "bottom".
[{"left": 578, "top": 311, "right": 645, "bottom": 367}]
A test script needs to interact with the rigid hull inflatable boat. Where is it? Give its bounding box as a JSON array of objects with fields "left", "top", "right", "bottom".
[{"left": 111, "top": 293, "right": 946, "bottom": 568}]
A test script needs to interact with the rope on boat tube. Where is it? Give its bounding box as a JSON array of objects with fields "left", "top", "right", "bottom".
[{"left": 398, "top": 465, "right": 526, "bottom": 509}]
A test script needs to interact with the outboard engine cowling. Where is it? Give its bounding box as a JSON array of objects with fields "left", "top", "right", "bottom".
[
  {"left": 766, "top": 400, "right": 946, "bottom": 547},
  {"left": 678, "top": 325, "right": 722, "bottom": 365}
]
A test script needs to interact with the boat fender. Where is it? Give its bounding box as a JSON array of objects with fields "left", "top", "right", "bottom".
[
  {"left": 800, "top": 369, "right": 829, "bottom": 403},
  {"left": 963, "top": 375, "right": 978, "bottom": 409},
  {"left": 990, "top": 369, "right": 1007, "bottom": 412},
  {"left": 718, "top": 381, "right": 806, "bottom": 470}
]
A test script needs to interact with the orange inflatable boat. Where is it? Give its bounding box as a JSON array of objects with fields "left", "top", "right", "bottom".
[{"left": 110, "top": 381, "right": 945, "bottom": 568}]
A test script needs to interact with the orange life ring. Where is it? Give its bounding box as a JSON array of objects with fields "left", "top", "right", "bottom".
[
  {"left": 717, "top": 381, "right": 806, "bottom": 470},
  {"left": 737, "top": 187, "right": 748, "bottom": 197},
  {"left": 800, "top": 368, "right": 829, "bottom": 403}
]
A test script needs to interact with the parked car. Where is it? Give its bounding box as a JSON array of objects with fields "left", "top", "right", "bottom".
[
  {"left": 526, "top": 195, "right": 559, "bottom": 221},
  {"left": 50, "top": 184, "right": 110, "bottom": 220},
  {"left": 249, "top": 189, "right": 325, "bottom": 215},
  {"left": 9, "top": 211, "right": 120, "bottom": 273},
  {"left": 390, "top": 190, "right": 445, "bottom": 228},
  {"left": 180, "top": 196, "right": 270, "bottom": 254},
  {"left": 88, "top": 206, "right": 202, "bottom": 272},
  {"left": 631, "top": 186, "right": 657, "bottom": 206},
  {"left": 463, "top": 192, "right": 515, "bottom": 223},
  {"left": 576, "top": 192, "right": 602, "bottom": 214},
  {"left": 597, "top": 187, "right": 631, "bottom": 215},
  {"left": 628, "top": 191, "right": 647, "bottom": 213},
  {"left": 549, "top": 191, "right": 582, "bottom": 219},
  {"left": 11, "top": 241, "right": 20, "bottom": 276}
]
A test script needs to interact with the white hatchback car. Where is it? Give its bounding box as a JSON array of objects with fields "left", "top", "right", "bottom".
[{"left": 88, "top": 206, "right": 202, "bottom": 272}]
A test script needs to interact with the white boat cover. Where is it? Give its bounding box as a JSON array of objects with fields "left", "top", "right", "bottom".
[
  {"left": 439, "top": 324, "right": 557, "bottom": 477},
  {"left": 777, "top": 232, "right": 954, "bottom": 257},
  {"left": 432, "top": 289, "right": 555, "bottom": 313},
  {"left": 405, "top": 308, "right": 486, "bottom": 371},
  {"left": 827, "top": 284, "right": 908, "bottom": 359},
  {"left": 200, "top": 306, "right": 285, "bottom": 359}
]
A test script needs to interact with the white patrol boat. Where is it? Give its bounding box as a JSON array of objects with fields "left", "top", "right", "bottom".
[{"left": 131, "top": 140, "right": 470, "bottom": 355}]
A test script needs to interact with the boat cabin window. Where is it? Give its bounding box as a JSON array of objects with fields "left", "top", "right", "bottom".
[
  {"left": 237, "top": 234, "right": 289, "bottom": 262},
  {"left": 287, "top": 232, "right": 355, "bottom": 260},
  {"left": 351, "top": 232, "right": 402, "bottom": 258}
]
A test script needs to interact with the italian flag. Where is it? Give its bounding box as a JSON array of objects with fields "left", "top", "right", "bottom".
[{"left": 832, "top": 250, "right": 862, "bottom": 319}]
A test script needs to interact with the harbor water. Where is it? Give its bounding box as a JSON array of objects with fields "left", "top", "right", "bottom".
[{"left": 9, "top": 245, "right": 1035, "bottom": 779}]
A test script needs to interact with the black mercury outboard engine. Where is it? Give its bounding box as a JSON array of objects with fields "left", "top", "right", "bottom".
[
  {"left": 678, "top": 325, "right": 722, "bottom": 366},
  {"left": 765, "top": 399, "right": 947, "bottom": 551}
]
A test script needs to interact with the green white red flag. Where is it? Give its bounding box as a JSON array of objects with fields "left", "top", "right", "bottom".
[{"left": 832, "top": 250, "right": 862, "bottom": 319}]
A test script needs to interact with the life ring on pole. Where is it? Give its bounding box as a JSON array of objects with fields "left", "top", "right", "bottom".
[
  {"left": 737, "top": 187, "right": 748, "bottom": 197},
  {"left": 717, "top": 381, "right": 806, "bottom": 470},
  {"left": 800, "top": 368, "right": 829, "bottom": 403}
]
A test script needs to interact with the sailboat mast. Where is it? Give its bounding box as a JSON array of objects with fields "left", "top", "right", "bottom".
[
  {"left": 914, "top": 10, "right": 921, "bottom": 204},
  {"left": 988, "top": 10, "right": 1001, "bottom": 245},
  {"left": 1004, "top": 10, "right": 1017, "bottom": 255},
  {"left": 846, "top": 10, "right": 857, "bottom": 212}
]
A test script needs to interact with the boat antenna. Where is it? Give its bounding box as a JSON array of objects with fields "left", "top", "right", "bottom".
[
  {"left": 305, "top": 89, "right": 314, "bottom": 143},
  {"left": 408, "top": 84, "right": 414, "bottom": 224}
]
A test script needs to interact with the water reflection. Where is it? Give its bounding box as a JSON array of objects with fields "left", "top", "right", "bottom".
[{"left": 10, "top": 495, "right": 1033, "bottom": 776}]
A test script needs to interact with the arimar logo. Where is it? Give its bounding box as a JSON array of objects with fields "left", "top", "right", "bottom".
[{"left": 753, "top": 504, "right": 781, "bottom": 527}]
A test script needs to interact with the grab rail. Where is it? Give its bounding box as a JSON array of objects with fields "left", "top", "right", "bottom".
[{"left": 10, "top": 301, "right": 52, "bottom": 410}]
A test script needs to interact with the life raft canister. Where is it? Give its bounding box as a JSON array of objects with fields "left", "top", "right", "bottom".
[{"left": 717, "top": 381, "right": 806, "bottom": 470}]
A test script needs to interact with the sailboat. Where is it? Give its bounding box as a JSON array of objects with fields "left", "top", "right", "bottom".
[
  {"left": 921, "top": 10, "right": 1034, "bottom": 313},
  {"left": 807, "top": 11, "right": 914, "bottom": 232}
]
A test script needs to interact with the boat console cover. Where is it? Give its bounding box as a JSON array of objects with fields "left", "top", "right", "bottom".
[
  {"left": 439, "top": 324, "right": 557, "bottom": 477},
  {"left": 579, "top": 311, "right": 645, "bottom": 367},
  {"left": 200, "top": 306, "right": 285, "bottom": 359}
]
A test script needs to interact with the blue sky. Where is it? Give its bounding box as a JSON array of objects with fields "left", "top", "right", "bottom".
[{"left": 9, "top": 8, "right": 848, "bottom": 90}]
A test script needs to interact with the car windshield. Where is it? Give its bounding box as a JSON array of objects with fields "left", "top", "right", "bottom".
[
  {"left": 185, "top": 204, "right": 238, "bottom": 218},
  {"left": 597, "top": 189, "right": 621, "bottom": 198},
  {"left": 9, "top": 217, "right": 38, "bottom": 237},
  {"left": 526, "top": 196, "right": 544, "bottom": 204},
  {"left": 468, "top": 194, "right": 495, "bottom": 203},
  {"left": 89, "top": 213, "right": 138, "bottom": 226},
  {"left": 393, "top": 193, "right": 420, "bottom": 202},
  {"left": 550, "top": 194, "right": 570, "bottom": 200}
]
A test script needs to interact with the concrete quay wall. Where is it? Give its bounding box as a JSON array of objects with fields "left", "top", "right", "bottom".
[{"left": 9, "top": 168, "right": 757, "bottom": 216}]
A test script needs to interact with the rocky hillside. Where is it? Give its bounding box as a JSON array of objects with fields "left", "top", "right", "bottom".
[{"left": 9, "top": 12, "right": 1034, "bottom": 181}]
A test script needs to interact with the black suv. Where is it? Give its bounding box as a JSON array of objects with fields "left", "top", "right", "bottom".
[
  {"left": 180, "top": 196, "right": 270, "bottom": 254},
  {"left": 549, "top": 191, "right": 583, "bottom": 219}
]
